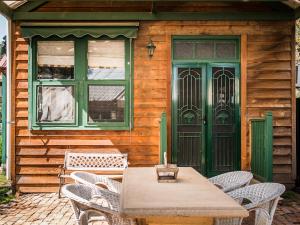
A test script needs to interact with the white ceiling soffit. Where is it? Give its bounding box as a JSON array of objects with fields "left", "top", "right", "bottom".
[{"left": 3, "top": 1, "right": 27, "bottom": 9}]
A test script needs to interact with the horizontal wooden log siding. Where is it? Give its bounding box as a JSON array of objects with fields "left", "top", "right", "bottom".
[{"left": 12, "top": 19, "right": 294, "bottom": 192}]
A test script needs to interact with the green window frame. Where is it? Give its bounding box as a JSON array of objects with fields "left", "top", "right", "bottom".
[{"left": 29, "top": 36, "right": 133, "bottom": 130}]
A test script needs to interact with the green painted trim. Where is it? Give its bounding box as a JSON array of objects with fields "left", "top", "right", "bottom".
[
  {"left": 264, "top": 112, "right": 273, "bottom": 182},
  {"left": 15, "top": 0, "right": 48, "bottom": 12},
  {"left": 30, "top": 126, "right": 131, "bottom": 131},
  {"left": 29, "top": 36, "right": 133, "bottom": 130},
  {"left": 1, "top": 73, "right": 7, "bottom": 172},
  {"left": 28, "top": 39, "right": 34, "bottom": 129},
  {"left": 160, "top": 112, "right": 167, "bottom": 164},
  {"left": 13, "top": 11, "right": 294, "bottom": 21},
  {"left": 0, "top": 1, "right": 13, "bottom": 19}
]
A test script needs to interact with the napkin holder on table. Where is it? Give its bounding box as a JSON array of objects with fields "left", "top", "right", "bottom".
[{"left": 155, "top": 164, "right": 179, "bottom": 183}]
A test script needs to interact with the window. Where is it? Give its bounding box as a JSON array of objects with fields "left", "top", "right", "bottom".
[
  {"left": 173, "top": 38, "right": 239, "bottom": 61},
  {"left": 30, "top": 37, "right": 132, "bottom": 130}
]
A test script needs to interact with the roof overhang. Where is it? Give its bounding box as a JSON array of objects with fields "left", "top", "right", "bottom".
[{"left": 1, "top": 0, "right": 300, "bottom": 20}]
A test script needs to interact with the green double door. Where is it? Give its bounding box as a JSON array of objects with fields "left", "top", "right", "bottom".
[{"left": 172, "top": 63, "right": 240, "bottom": 177}]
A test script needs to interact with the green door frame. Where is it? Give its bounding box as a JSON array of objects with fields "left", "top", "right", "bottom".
[
  {"left": 206, "top": 63, "right": 241, "bottom": 177},
  {"left": 171, "top": 36, "right": 241, "bottom": 176},
  {"left": 171, "top": 63, "right": 207, "bottom": 172}
]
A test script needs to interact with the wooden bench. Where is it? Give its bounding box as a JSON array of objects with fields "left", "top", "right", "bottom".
[{"left": 58, "top": 152, "right": 128, "bottom": 198}]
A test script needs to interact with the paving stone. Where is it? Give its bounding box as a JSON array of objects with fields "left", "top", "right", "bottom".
[{"left": 0, "top": 193, "right": 300, "bottom": 225}]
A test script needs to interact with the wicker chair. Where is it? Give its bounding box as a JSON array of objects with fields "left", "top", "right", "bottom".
[
  {"left": 209, "top": 171, "right": 253, "bottom": 192},
  {"left": 62, "top": 184, "right": 136, "bottom": 225},
  {"left": 215, "top": 183, "right": 286, "bottom": 225},
  {"left": 71, "top": 171, "right": 122, "bottom": 194}
]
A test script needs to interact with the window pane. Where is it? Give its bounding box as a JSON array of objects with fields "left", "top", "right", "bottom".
[
  {"left": 37, "top": 86, "right": 75, "bottom": 123},
  {"left": 215, "top": 41, "right": 237, "bottom": 59},
  {"left": 88, "top": 40, "right": 125, "bottom": 80},
  {"left": 88, "top": 85, "right": 125, "bottom": 122},
  {"left": 195, "top": 41, "right": 214, "bottom": 59},
  {"left": 173, "top": 41, "right": 194, "bottom": 60},
  {"left": 37, "top": 41, "right": 74, "bottom": 79}
]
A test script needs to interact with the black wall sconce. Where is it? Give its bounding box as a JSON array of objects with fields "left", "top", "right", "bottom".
[{"left": 146, "top": 38, "right": 156, "bottom": 57}]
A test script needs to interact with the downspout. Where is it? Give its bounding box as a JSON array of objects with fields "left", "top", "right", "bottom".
[{"left": 6, "top": 19, "right": 11, "bottom": 181}]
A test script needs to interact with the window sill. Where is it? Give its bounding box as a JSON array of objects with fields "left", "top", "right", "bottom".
[{"left": 30, "top": 125, "right": 131, "bottom": 131}]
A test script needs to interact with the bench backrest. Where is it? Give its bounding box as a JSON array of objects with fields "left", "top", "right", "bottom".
[{"left": 64, "top": 152, "right": 128, "bottom": 171}]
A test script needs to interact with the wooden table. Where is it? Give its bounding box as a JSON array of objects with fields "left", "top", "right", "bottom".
[{"left": 120, "top": 167, "right": 248, "bottom": 225}]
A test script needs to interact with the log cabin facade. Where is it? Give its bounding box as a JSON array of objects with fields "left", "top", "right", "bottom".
[{"left": 0, "top": 0, "right": 298, "bottom": 192}]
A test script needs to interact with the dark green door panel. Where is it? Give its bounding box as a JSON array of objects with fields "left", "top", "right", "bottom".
[
  {"left": 207, "top": 64, "right": 240, "bottom": 177},
  {"left": 172, "top": 65, "right": 206, "bottom": 173}
]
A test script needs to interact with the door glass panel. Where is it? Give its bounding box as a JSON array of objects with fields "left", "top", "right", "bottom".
[
  {"left": 37, "top": 41, "right": 74, "bottom": 80},
  {"left": 37, "top": 85, "right": 75, "bottom": 123},
  {"left": 175, "top": 67, "right": 203, "bottom": 172},
  {"left": 88, "top": 85, "right": 125, "bottom": 123},
  {"left": 87, "top": 40, "right": 125, "bottom": 80},
  {"left": 211, "top": 66, "right": 236, "bottom": 173}
]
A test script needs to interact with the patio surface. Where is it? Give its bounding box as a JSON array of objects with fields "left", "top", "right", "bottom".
[{"left": 0, "top": 192, "right": 299, "bottom": 225}]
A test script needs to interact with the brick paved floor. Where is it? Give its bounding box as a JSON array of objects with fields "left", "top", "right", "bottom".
[{"left": 0, "top": 193, "right": 299, "bottom": 225}]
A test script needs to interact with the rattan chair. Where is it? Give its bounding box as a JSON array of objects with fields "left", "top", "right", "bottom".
[
  {"left": 209, "top": 171, "right": 253, "bottom": 192},
  {"left": 71, "top": 171, "right": 121, "bottom": 194},
  {"left": 214, "top": 183, "right": 286, "bottom": 225},
  {"left": 62, "top": 184, "right": 136, "bottom": 225}
]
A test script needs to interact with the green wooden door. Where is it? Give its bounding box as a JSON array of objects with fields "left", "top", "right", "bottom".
[
  {"left": 172, "top": 65, "right": 206, "bottom": 173},
  {"left": 206, "top": 63, "right": 240, "bottom": 176},
  {"left": 172, "top": 63, "right": 240, "bottom": 176}
]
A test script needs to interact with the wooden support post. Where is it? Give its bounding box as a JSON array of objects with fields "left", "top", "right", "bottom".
[{"left": 241, "top": 34, "right": 248, "bottom": 170}]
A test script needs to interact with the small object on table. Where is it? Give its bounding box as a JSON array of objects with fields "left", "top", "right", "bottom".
[{"left": 155, "top": 164, "right": 179, "bottom": 183}]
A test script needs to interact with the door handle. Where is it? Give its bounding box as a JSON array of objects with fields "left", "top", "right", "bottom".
[{"left": 202, "top": 115, "right": 207, "bottom": 125}]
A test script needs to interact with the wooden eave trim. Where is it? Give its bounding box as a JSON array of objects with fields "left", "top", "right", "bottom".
[
  {"left": 0, "top": 1, "right": 13, "bottom": 19},
  {"left": 12, "top": 11, "right": 295, "bottom": 21},
  {"left": 15, "top": 0, "right": 48, "bottom": 12}
]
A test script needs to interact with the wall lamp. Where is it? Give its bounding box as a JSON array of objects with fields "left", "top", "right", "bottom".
[{"left": 146, "top": 38, "right": 156, "bottom": 57}]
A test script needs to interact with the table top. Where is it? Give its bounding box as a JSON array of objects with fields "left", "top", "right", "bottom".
[{"left": 120, "top": 167, "right": 249, "bottom": 218}]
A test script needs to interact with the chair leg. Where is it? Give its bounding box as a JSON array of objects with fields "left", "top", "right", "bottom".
[
  {"left": 58, "top": 176, "right": 64, "bottom": 198},
  {"left": 79, "top": 212, "right": 89, "bottom": 225}
]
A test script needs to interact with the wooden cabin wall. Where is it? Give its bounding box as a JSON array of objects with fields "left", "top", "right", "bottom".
[{"left": 12, "top": 19, "right": 294, "bottom": 192}]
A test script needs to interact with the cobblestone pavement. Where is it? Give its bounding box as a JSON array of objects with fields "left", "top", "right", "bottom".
[
  {"left": 0, "top": 193, "right": 299, "bottom": 225},
  {"left": 0, "top": 193, "right": 106, "bottom": 225}
]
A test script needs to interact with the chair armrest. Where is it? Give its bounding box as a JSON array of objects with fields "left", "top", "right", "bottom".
[
  {"left": 247, "top": 207, "right": 272, "bottom": 221},
  {"left": 95, "top": 182, "right": 109, "bottom": 190}
]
